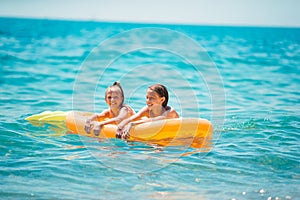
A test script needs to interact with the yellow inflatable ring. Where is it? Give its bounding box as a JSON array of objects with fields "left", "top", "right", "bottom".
[{"left": 66, "top": 111, "right": 213, "bottom": 147}]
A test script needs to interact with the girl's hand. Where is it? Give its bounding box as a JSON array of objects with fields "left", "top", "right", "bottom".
[
  {"left": 121, "top": 123, "right": 132, "bottom": 140},
  {"left": 115, "top": 123, "right": 132, "bottom": 139},
  {"left": 115, "top": 123, "right": 125, "bottom": 138},
  {"left": 116, "top": 127, "right": 122, "bottom": 139},
  {"left": 84, "top": 119, "right": 93, "bottom": 134},
  {"left": 93, "top": 122, "right": 103, "bottom": 136}
]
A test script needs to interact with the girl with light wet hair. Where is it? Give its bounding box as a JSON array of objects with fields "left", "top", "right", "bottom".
[{"left": 85, "top": 81, "right": 135, "bottom": 136}]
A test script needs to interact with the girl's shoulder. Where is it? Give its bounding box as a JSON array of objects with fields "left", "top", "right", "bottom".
[
  {"left": 122, "top": 104, "right": 134, "bottom": 111},
  {"left": 165, "top": 106, "right": 179, "bottom": 118},
  {"left": 165, "top": 106, "right": 175, "bottom": 112}
]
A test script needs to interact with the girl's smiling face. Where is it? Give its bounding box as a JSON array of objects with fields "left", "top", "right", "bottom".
[
  {"left": 105, "top": 88, "right": 123, "bottom": 109},
  {"left": 146, "top": 88, "right": 165, "bottom": 110}
]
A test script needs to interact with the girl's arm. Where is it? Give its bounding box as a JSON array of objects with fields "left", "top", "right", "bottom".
[
  {"left": 120, "top": 115, "right": 165, "bottom": 139},
  {"left": 96, "top": 106, "right": 128, "bottom": 126},
  {"left": 131, "top": 115, "right": 164, "bottom": 125},
  {"left": 87, "top": 110, "right": 109, "bottom": 121},
  {"left": 117, "top": 106, "right": 148, "bottom": 129},
  {"left": 130, "top": 106, "right": 179, "bottom": 124},
  {"left": 93, "top": 106, "right": 131, "bottom": 136},
  {"left": 116, "top": 106, "right": 148, "bottom": 138},
  {"left": 85, "top": 110, "right": 109, "bottom": 134},
  {"left": 119, "top": 107, "right": 179, "bottom": 139}
]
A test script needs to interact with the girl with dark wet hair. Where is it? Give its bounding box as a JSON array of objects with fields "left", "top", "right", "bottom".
[{"left": 117, "top": 84, "right": 179, "bottom": 139}]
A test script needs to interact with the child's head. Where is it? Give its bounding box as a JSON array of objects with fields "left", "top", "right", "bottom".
[
  {"left": 105, "top": 81, "right": 124, "bottom": 108},
  {"left": 146, "top": 84, "right": 169, "bottom": 108}
]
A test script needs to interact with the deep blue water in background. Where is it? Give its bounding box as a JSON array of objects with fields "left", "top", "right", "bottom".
[{"left": 1, "top": 18, "right": 300, "bottom": 199}]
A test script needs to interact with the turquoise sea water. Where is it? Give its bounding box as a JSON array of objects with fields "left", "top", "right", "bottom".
[{"left": 1, "top": 17, "right": 300, "bottom": 199}]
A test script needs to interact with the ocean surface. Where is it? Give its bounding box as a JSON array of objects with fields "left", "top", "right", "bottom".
[{"left": 1, "top": 17, "right": 300, "bottom": 199}]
